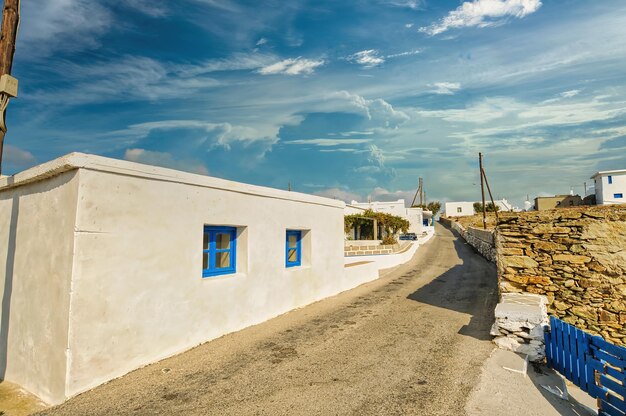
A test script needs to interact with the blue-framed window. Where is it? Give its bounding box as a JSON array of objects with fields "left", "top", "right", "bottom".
[
  {"left": 615, "top": 193, "right": 624, "bottom": 199},
  {"left": 286, "top": 230, "right": 302, "bottom": 268},
  {"left": 202, "top": 226, "right": 237, "bottom": 277},
  {"left": 608, "top": 175, "right": 613, "bottom": 184}
]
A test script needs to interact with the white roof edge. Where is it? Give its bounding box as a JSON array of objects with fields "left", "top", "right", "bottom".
[
  {"left": 0, "top": 152, "right": 345, "bottom": 209},
  {"left": 591, "top": 169, "right": 626, "bottom": 179}
]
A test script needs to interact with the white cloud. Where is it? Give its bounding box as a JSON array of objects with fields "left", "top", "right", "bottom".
[
  {"left": 124, "top": 148, "right": 209, "bottom": 175},
  {"left": 417, "top": 97, "right": 521, "bottom": 123},
  {"left": 386, "top": 50, "right": 421, "bottom": 59},
  {"left": 28, "top": 53, "right": 276, "bottom": 105},
  {"left": 405, "top": 23, "right": 414, "bottom": 28},
  {"left": 368, "top": 144, "right": 386, "bottom": 167},
  {"left": 367, "top": 187, "right": 416, "bottom": 205},
  {"left": 560, "top": 89, "right": 581, "bottom": 98},
  {"left": 331, "top": 91, "right": 410, "bottom": 128},
  {"left": 314, "top": 188, "right": 362, "bottom": 203},
  {"left": 258, "top": 57, "right": 325, "bottom": 75},
  {"left": 431, "top": 82, "right": 462, "bottom": 95},
  {"left": 419, "top": 0, "right": 542, "bottom": 36},
  {"left": 109, "top": 119, "right": 277, "bottom": 152},
  {"left": 3, "top": 145, "right": 36, "bottom": 169},
  {"left": 285, "top": 138, "right": 372, "bottom": 146},
  {"left": 19, "top": 0, "right": 169, "bottom": 59},
  {"left": 348, "top": 50, "right": 385, "bottom": 68},
  {"left": 385, "top": 0, "right": 424, "bottom": 10}
]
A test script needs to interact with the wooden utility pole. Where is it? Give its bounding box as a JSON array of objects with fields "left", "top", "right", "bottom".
[
  {"left": 410, "top": 177, "right": 423, "bottom": 207},
  {"left": 479, "top": 153, "right": 487, "bottom": 229},
  {"left": 0, "top": 0, "right": 20, "bottom": 175},
  {"left": 482, "top": 165, "right": 499, "bottom": 224}
]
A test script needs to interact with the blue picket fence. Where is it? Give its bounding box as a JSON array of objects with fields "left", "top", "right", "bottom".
[{"left": 545, "top": 316, "right": 626, "bottom": 416}]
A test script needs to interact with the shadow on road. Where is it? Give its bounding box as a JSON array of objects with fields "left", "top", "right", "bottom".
[{"left": 407, "top": 223, "right": 498, "bottom": 342}]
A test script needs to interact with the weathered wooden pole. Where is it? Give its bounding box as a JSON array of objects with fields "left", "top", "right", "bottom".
[
  {"left": 482, "top": 166, "right": 499, "bottom": 224},
  {"left": 479, "top": 153, "right": 487, "bottom": 230},
  {"left": 0, "top": 0, "right": 20, "bottom": 175}
]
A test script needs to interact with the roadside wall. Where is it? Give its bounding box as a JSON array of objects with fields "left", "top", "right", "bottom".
[
  {"left": 495, "top": 207, "right": 626, "bottom": 345},
  {"left": 440, "top": 217, "right": 496, "bottom": 263},
  {"left": 0, "top": 171, "right": 79, "bottom": 404}
]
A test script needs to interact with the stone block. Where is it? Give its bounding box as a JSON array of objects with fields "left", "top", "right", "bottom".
[
  {"left": 502, "top": 256, "right": 539, "bottom": 269},
  {"left": 552, "top": 254, "right": 591, "bottom": 263},
  {"left": 531, "top": 224, "right": 571, "bottom": 234},
  {"left": 533, "top": 241, "right": 567, "bottom": 251}
]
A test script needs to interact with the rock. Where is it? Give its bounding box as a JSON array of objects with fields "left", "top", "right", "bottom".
[
  {"left": 501, "top": 247, "right": 524, "bottom": 256},
  {"left": 552, "top": 254, "right": 592, "bottom": 263},
  {"left": 599, "top": 309, "right": 618, "bottom": 323},
  {"left": 502, "top": 256, "right": 539, "bottom": 269},
  {"left": 571, "top": 305, "right": 597, "bottom": 321},
  {"left": 528, "top": 275, "right": 551, "bottom": 285},
  {"left": 490, "top": 323, "right": 502, "bottom": 336},
  {"left": 531, "top": 224, "right": 571, "bottom": 234},
  {"left": 564, "top": 279, "right": 575, "bottom": 288},
  {"left": 534, "top": 241, "right": 567, "bottom": 251},
  {"left": 553, "top": 300, "right": 571, "bottom": 311}
]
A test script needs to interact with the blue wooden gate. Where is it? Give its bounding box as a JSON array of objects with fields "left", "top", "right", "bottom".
[{"left": 544, "top": 316, "right": 626, "bottom": 416}]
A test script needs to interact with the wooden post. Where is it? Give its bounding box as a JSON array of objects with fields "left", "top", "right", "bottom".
[
  {"left": 373, "top": 219, "right": 378, "bottom": 240},
  {"left": 482, "top": 166, "right": 500, "bottom": 224},
  {"left": 0, "top": 0, "right": 20, "bottom": 175},
  {"left": 479, "top": 153, "right": 487, "bottom": 230}
]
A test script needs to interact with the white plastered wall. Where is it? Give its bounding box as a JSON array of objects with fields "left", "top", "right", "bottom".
[
  {"left": 0, "top": 171, "right": 79, "bottom": 404},
  {"left": 64, "top": 165, "right": 348, "bottom": 399}
]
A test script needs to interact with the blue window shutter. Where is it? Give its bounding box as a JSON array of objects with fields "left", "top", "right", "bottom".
[
  {"left": 202, "top": 226, "right": 237, "bottom": 277},
  {"left": 608, "top": 175, "right": 613, "bottom": 184},
  {"left": 286, "top": 230, "right": 302, "bottom": 267}
]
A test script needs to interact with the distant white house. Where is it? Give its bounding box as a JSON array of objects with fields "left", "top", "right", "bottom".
[
  {"left": 494, "top": 198, "right": 521, "bottom": 212},
  {"left": 591, "top": 169, "right": 626, "bottom": 205},
  {"left": 444, "top": 201, "right": 475, "bottom": 217},
  {"left": 347, "top": 199, "right": 424, "bottom": 235}
]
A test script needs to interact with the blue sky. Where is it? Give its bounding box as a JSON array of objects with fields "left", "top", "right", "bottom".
[{"left": 5, "top": 0, "right": 626, "bottom": 207}]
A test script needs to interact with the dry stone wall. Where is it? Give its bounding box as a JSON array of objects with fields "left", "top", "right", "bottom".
[
  {"left": 440, "top": 217, "right": 496, "bottom": 263},
  {"left": 495, "top": 206, "right": 626, "bottom": 346}
]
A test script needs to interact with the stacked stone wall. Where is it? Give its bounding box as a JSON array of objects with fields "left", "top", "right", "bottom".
[
  {"left": 495, "top": 206, "right": 626, "bottom": 346},
  {"left": 440, "top": 217, "right": 497, "bottom": 263}
]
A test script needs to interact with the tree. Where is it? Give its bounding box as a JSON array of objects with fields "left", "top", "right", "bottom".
[
  {"left": 426, "top": 201, "right": 441, "bottom": 217},
  {"left": 473, "top": 202, "right": 500, "bottom": 213},
  {"left": 344, "top": 210, "right": 410, "bottom": 241}
]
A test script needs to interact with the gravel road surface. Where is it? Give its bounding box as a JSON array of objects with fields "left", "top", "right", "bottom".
[{"left": 39, "top": 223, "right": 498, "bottom": 416}]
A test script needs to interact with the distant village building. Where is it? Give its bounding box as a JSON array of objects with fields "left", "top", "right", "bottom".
[
  {"left": 0, "top": 153, "right": 379, "bottom": 404},
  {"left": 534, "top": 194, "right": 583, "bottom": 211},
  {"left": 444, "top": 201, "right": 474, "bottom": 217},
  {"left": 347, "top": 199, "right": 425, "bottom": 236},
  {"left": 444, "top": 198, "right": 519, "bottom": 216},
  {"left": 592, "top": 169, "right": 626, "bottom": 205}
]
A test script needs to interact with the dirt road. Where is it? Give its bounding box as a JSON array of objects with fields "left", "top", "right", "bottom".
[{"left": 39, "top": 223, "right": 498, "bottom": 416}]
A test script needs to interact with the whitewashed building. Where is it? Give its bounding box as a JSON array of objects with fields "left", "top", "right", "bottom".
[
  {"left": 0, "top": 153, "right": 378, "bottom": 404},
  {"left": 591, "top": 169, "right": 626, "bottom": 205},
  {"left": 444, "top": 201, "right": 475, "bottom": 217},
  {"left": 348, "top": 199, "right": 424, "bottom": 235}
]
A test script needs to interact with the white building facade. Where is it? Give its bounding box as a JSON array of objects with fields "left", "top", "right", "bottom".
[
  {"left": 444, "top": 201, "right": 475, "bottom": 217},
  {"left": 348, "top": 199, "right": 424, "bottom": 235},
  {"left": 592, "top": 169, "right": 626, "bottom": 205},
  {"left": 0, "top": 153, "right": 379, "bottom": 404}
]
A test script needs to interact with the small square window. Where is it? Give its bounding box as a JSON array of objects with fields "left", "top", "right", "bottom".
[
  {"left": 608, "top": 175, "right": 613, "bottom": 184},
  {"left": 457, "top": 207, "right": 462, "bottom": 213},
  {"left": 614, "top": 193, "right": 624, "bottom": 199},
  {"left": 202, "top": 226, "right": 237, "bottom": 277},
  {"left": 286, "top": 230, "right": 302, "bottom": 268}
]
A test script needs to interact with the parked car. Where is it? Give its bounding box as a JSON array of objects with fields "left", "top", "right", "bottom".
[{"left": 399, "top": 233, "right": 417, "bottom": 241}]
